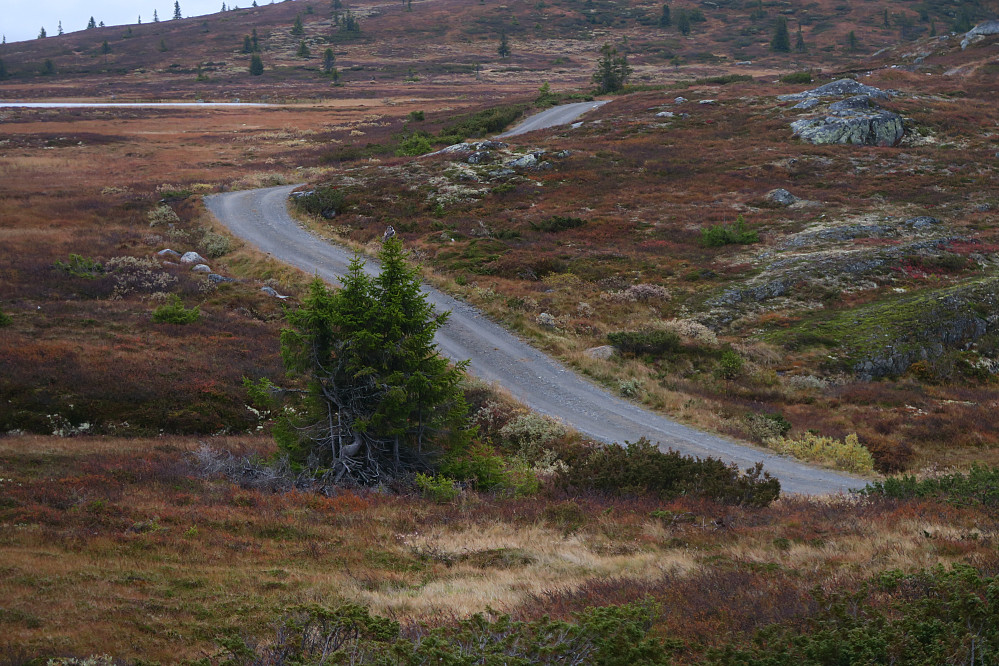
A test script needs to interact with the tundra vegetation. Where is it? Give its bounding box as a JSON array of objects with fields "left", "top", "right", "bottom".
[{"left": 1, "top": 0, "right": 998, "bottom": 660}]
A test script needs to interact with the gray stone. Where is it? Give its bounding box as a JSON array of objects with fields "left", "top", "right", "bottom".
[
  {"left": 157, "top": 248, "right": 181, "bottom": 259},
  {"left": 765, "top": 188, "right": 798, "bottom": 206},
  {"left": 793, "top": 98, "right": 820, "bottom": 110},
  {"left": 208, "top": 273, "right": 236, "bottom": 284},
  {"left": 507, "top": 154, "right": 541, "bottom": 169},
  {"left": 261, "top": 286, "right": 289, "bottom": 299},
  {"left": 489, "top": 168, "right": 515, "bottom": 179},
  {"left": 791, "top": 109, "right": 904, "bottom": 146},
  {"left": 777, "top": 78, "right": 894, "bottom": 101},
  {"left": 555, "top": 150, "right": 572, "bottom": 158},
  {"left": 536, "top": 312, "right": 557, "bottom": 327},
  {"left": 191, "top": 263, "right": 212, "bottom": 273},
  {"left": 655, "top": 111, "right": 676, "bottom": 118},
  {"left": 584, "top": 345, "right": 616, "bottom": 360},
  {"left": 673, "top": 96, "right": 688, "bottom": 104},
  {"left": 828, "top": 95, "right": 875, "bottom": 113},
  {"left": 961, "top": 19, "right": 999, "bottom": 49},
  {"left": 467, "top": 151, "right": 492, "bottom": 164},
  {"left": 180, "top": 251, "right": 207, "bottom": 264},
  {"left": 903, "top": 216, "right": 943, "bottom": 230},
  {"left": 699, "top": 99, "right": 716, "bottom": 105}
]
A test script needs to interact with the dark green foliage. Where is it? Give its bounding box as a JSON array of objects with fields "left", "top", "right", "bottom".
[
  {"left": 173, "top": 1, "right": 183, "bottom": 19},
  {"left": 159, "top": 39, "right": 168, "bottom": 52},
  {"left": 847, "top": 30, "right": 859, "bottom": 50},
  {"left": 322, "top": 47, "right": 336, "bottom": 73},
  {"left": 781, "top": 70, "right": 812, "bottom": 84},
  {"left": 437, "top": 104, "right": 524, "bottom": 144},
  {"left": 659, "top": 4, "right": 671, "bottom": 27},
  {"left": 212, "top": 599, "right": 676, "bottom": 665},
  {"left": 296, "top": 40, "right": 311, "bottom": 58},
  {"left": 407, "top": 110, "right": 424, "bottom": 122},
  {"left": 498, "top": 30, "right": 511, "bottom": 58},
  {"left": 716, "top": 348, "right": 744, "bottom": 378},
  {"left": 291, "top": 14, "right": 305, "bottom": 35},
  {"left": 771, "top": 16, "right": 791, "bottom": 52},
  {"left": 38, "top": 27, "right": 47, "bottom": 39},
  {"left": 54, "top": 254, "right": 104, "bottom": 279},
  {"left": 795, "top": 26, "right": 806, "bottom": 52},
  {"left": 700, "top": 215, "right": 759, "bottom": 247},
  {"left": 249, "top": 54, "right": 264, "bottom": 75},
  {"left": 0, "top": 59, "right": 7, "bottom": 79},
  {"left": 561, "top": 439, "right": 781, "bottom": 507},
  {"left": 152, "top": 295, "right": 201, "bottom": 324},
  {"left": 242, "top": 35, "right": 253, "bottom": 53},
  {"left": 608, "top": 329, "right": 681, "bottom": 356},
  {"left": 592, "top": 43, "right": 632, "bottom": 94},
  {"left": 340, "top": 11, "right": 360, "bottom": 32},
  {"left": 708, "top": 565, "right": 999, "bottom": 665},
  {"left": 87, "top": 16, "right": 97, "bottom": 29},
  {"left": 0, "top": 306, "right": 11, "bottom": 327},
  {"left": 41, "top": 59, "right": 55, "bottom": 76},
  {"left": 530, "top": 215, "right": 586, "bottom": 233},
  {"left": 861, "top": 464, "right": 999, "bottom": 507},
  {"left": 276, "top": 239, "right": 470, "bottom": 484},
  {"left": 441, "top": 441, "right": 508, "bottom": 490},
  {"left": 677, "top": 9, "right": 691, "bottom": 35},
  {"left": 293, "top": 186, "right": 346, "bottom": 217},
  {"left": 693, "top": 74, "right": 753, "bottom": 85},
  {"left": 396, "top": 133, "right": 433, "bottom": 156}
]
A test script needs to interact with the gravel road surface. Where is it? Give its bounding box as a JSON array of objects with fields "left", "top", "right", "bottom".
[
  {"left": 205, "top": 183, "right": 865, "bottom": 495},
  {"left": 495, "top": 100, "right": 610, "bottom": 137}
]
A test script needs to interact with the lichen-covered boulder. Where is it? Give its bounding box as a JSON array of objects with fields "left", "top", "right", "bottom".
[
  {"left": 778, "top": 78, "right": 894, "bottom": 101},
  {"left": 180, "top": 251, "right": 207, "bottom": 264},
  {"left": 961, "top": 19, "right": 999, "bottom": 49},
  {"left": 765, "top": 188, "right": 798, "bottom": 206},
  {"left": 791, "top": 109, "right": 904, "bottom": 146}
]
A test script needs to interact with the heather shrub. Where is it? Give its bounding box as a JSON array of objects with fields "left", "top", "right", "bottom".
[
  {"left": 54, "top": 254, "right": 104, "bottom": 278},
  {"left": 396, "top": 133, "right": 433, "bottom": 156},
  {"left": 604, "top": 283, "right": 670, "bottom": 303},
  {"left": 292, "top": 186, "right": 346, "bottom": 218},
  {"left": 531, "top": 215, "right": 587, "bottom": 233},
  {"left": 863, "top": 434, "right": 915, "bottom": 473},
  {"left": 105, "top": 256, "right": 176, "bottom": 299},
  {"left": 618, "top": 378, "right": 643, "bottom": 397},
  {"left": 766, "top": 432, "right": 875, "bottom": 473},
  {"left": 560, "top": 439, "right": 780, "bottom": 507},
  {"left": 497, "top": 412, "right": 568, "bottom": 452},
  {"left": 152, "top": 294, "right": 201, "bottom": 324},
  {"left": 0, "top": 305, "right": 10, "bottom": 327},
  {"left": 660, "top": 318, "right": 717, "bottom": 345},
  {"left": 861, "top": 463, "right": 999, "bottom": 507},
  {"left": 746, "top": 412, "right": 792, "bottom": 442},
  {"left": 780, "top": 71, "right": 813, "bottom": 84},
  {"left": 199, "top": 231, "right": 235, "bottom": 258},
  {"left": 608, "top": 329, "right": 681, "bottom": 356},
  {"left": 147, "top": 204, "right": 181, "bottom": 227}
]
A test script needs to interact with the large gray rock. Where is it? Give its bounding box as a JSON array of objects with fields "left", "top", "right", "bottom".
[
  {"left": 180, "top": 251, "right": 207, "bottom": 264},
  {"left": 765, "top": 188, "right": 798, "bottom": 206},
  {"left": 961, "top": 19, "right": 999, "bottom": 49},
  {"left": 778, "top": 78, "right": 894, "bottom": 101},
  {"left": 791, "top": 109, "right": 904, "bottom": 146},
  {"left": 157, "top": 248, "right": 181, "bottom": 259}
]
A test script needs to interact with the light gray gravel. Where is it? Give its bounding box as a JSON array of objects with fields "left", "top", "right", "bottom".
[
  {"left": 495, "top": 100, "right": 610, "bottom": 137},
  {"left": 205, "top": 184, "right": 867, "bottom": 496}
]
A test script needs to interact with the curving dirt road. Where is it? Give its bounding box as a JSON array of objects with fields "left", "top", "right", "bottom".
[
  {"left": 205, "top": 184, "right": 864, "bottom": 495},
  {"left": 495, "top": 100, "right": 610, "bottom": 138}
]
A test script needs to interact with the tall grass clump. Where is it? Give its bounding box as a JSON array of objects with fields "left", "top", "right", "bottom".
[{"left": 766, "top": 432, "right": 875, "bottom": 473}]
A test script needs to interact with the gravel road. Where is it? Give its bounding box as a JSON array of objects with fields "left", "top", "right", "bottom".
[
  {"left": 495, "top": 100, "right": 610, "bottom": 137},
  {"left": 205, "top": 184, "right": 865, "bottom": 495}
]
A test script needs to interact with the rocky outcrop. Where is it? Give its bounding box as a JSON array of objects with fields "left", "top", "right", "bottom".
[
  {"left": 765, "top": 188, "right": 798, "bottom": 207},
  {"left": 180, "top": 251, "right": 207, "bottom": 264},
  {"left": 791, "top": 104, "right": 904, "bottom": 146},
  {"left": 778, "top": 78, "right": 894, "bottom": 101},
  {"left": 961, "top": 19, "right": 999, "bottom": 49}
]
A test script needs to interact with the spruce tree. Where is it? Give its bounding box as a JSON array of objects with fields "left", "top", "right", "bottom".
[
  {"left": 41, "top": 59, "right": 54, "bottom": 74},
  {"left": 291, "top": 14, "right": 305, "bottom": 35},
  {"left": 0, "top": 59, "right": 7, "bottom": 80},
  {"left": 592, "top": 42, "right": 632, "bottom": 93},
  {"left": 659, "top": 4, "right": 671, "bottom": 28},
  {"left": 249, "top": 53, "right": 264, "bottom": 74},
  {"left": 795, "top": 25, "right": 806, "bottom": 52},
  {"left": 243, "top": 35, "right": 253, "bottom": 52},
  {"left": 770, "top": 16, "right": 791, "bottom": 52},
  {"left": 497, "top": 31, "right": 511, "bottom": 58},
  {"left": 88, "top": 16, "right": 97, "bottom": 29},
  {"left": 153, "top": 10, "right": 159, "bottom": 22},
  {"left": 58, "top": 21, "right": 64, "bottom": 35},
  {"left": 275, "top": 239, "right": 469, "bottom": 483},
  {"left": 252, "top": 28, "right": 259, "bottom": 50},
  {"left": 38, "top": 27, "right": 47, "bottom": 39},
  {"left": 159, "top": 38, "right": 168, "bottom": 51},
  {"left": 173, "top": 1, "right": 183, "bottom": 19},
  {"left": 101, "top": 39, "right": 111, "bottom": 64},
  {"left": 677, "top": 9, "right": 691, "bottom": 35},
  {"left": 847, "top": 30, "right": 858, "bottom": 50},
  {"left": 297, "top": 40, "right": 310, "bottom": 57},
  {"left": 322, "top": 47, "right": 336, "bottom": 73}
]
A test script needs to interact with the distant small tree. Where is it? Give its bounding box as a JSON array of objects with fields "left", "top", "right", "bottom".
[
  {"left": 332, "top": 0, "right": 343, "bottom": 9},
  {"left": 659, "top": 3, "right": 671, "bottom": 27},
  {"left": 58, "top": 21, "right": 64, "bottom": 35},
  {"left": 153, "top": 9, "right": 159, "bottom": 22},
  {"left": 101, "top": 39, "right": 111, "bottom": 63},
  {"left": 159, "top": 38, "right": 168, "bottom": 51},
  {"left": 222, "top": 2, "right": 228, "bottom": 10},
  {"left": 0, "top": 59, "right": 8, "bottom": 79},
  {"left": 173, "top": 1, "right": 183, "bottom": 19},
  {"left": 497, "top": 31, "right": 511, "bottom": 58},
  {"left": 124, "top": 26, "right": 133, "bottom": 37},
  {"left": 41, "top": 59, "right": 55, "bottom": 75},
  {"left": 87, "top": 16, "right": 97, "bottom": 29},
  {"left": 882, "top": 8, "right": 890, "bottom": 28},
  {"left": 322, "top": 47, "right": 336, "bottom": 72},
  {"left": 847, "top": 29, "right": 858, "bottom": 50},
  {"left": 250, "top": 53, "right": 264, "bottom": 75},
  {"left": 291, "top": 14, "right": 305, "bottom": 35},
  {"left": 253, "top": 0, "right": 259, "bottom": 6},
  {"left": 242, "top": 35, "right": 253, "bottom": 52},
  {"left": 341, "top": 11, "right": 360, "bottom": 32},
  {"left": 592, "top": 42, "right": 632, "bottom": 93},
  {"left": 770, "top": 16, "right": 791, "bottom": 52},
  {"left": 795, "top": 25, "right": 806, "bottom": 52},
  {"left": 38, "top": 27, "right": 47, "bottom": 39},
  {"left": 252, "top": 28, "right": 260, "bottom": 50},
  {"left": 305, "top": 4, "right": 315, "bottom": 13},
  {"left": 929, "top": 21, "right": 937, "bottom": 36},
  {"left": 951, "top": 7, "right": 972, "bottom": 32},
  {"left": 297, "top": 40, "right": 311, "bottom": 57},
  {"left": 99, "top": 21, "right": 105, "bottom": 27},
  {"left": 677, "top": 9, "right": 691, "bottom": 35},
  {"left": 138, "top": 14, "right": 142, "bottom": 23}
]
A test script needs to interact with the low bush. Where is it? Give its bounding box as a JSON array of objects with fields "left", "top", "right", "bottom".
[
  {"left": 766, "top": 432, "right": 875, "bottom": 473},
  {"left": 715, "top": 349, "right": 744, "bottom": 379},
  {"left": 54, "top": 253, "right": 104, "bottom": 278},
  {"left": 199, "top": 231, "right": 234, "bottom": 258},
  {"left": 530, "top": 215, "right": 587, "bottom": 233},
  {"left": 780, "top": 71, "right": 813, "bottom": 84},
  {"left": 395, "top": 133, "right": 433, "bottom": 156},
  {"left": 292, "top": 186, "right": 346, "bottom": 218},
  {"left": 746, "top": 412, "right": 792, "bottom": 441},
  {"left": 415, "top": 473, "right": 460, "bottom": 503},
  {"left": 608, "top": 329, "right": 681, "bottom": 356},
  {"left": 694, "top": 74, "right": 753, "bottom": 85},
  {"left": 0, "top": 305, "right": 10, "bottom": 327},
  {"left": 863, "top": 434, "right": 915, "bottom": 473},
  {"left": 147, "top": 204, "right": 181, "bottom": 227},
  {"left": 700, "top": 215, "right": 759, "bottom": 247},
  {"left": 560, "top": 439, "right": 781, "bottom": 507},
  {"left": 861, "top": 463, "right": 999, "bottom": 507},
  {"left": 437, "top": 104, "right": 525, "bottom": 144},
  {"left": 152, "top": 294, "right": 201, "bottom": 324}
]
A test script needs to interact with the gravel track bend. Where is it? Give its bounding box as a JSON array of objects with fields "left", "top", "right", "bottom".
[{"left": 205, "top": 185, "right": 865, "bottom": 495}]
